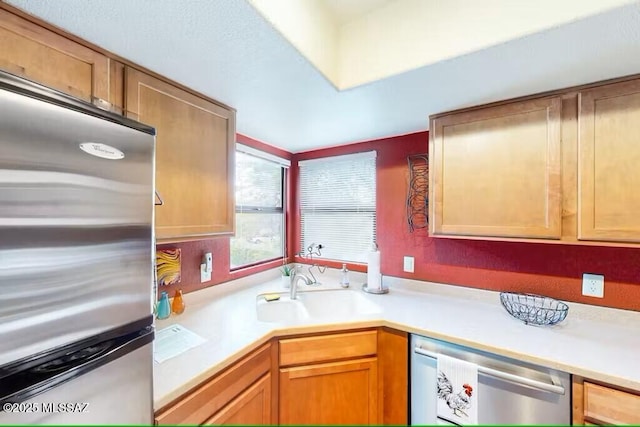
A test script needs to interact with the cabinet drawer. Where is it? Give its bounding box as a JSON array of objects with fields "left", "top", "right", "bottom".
[
  {"left": 280, "top": 330, "right": 377, "bottom": 366},
  {"left": 156, "top": 343, "right": 271, "bottom": 425},
  {"left": 584, "top": 382, "right": 640, "bottom": 424}
]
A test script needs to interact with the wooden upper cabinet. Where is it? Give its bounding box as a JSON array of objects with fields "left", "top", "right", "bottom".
[
  {"left": 125, "top": 67, "right": 235, "bottom": 241},
  {"left": 578, "top": 79, "right": 640, "bottom": 243},
  {"left": 430, "top": 96, "right": 562, "bottom": 239},
  {"left": 0, "top": 8, "right": 109, "bottom": 104}
]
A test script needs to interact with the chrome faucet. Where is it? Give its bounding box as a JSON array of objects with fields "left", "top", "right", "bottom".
[{"left": 290, "top": 270, "right": 312, "bottom": 300}]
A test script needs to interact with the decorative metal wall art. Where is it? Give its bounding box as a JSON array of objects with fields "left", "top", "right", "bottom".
[{"left": 406, "top": 154, "right": 429, "bottom": 232}]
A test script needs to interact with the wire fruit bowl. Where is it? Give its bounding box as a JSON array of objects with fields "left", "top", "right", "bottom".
[{"left": 500, "top": 292, "right": 569, "bottom": 326}]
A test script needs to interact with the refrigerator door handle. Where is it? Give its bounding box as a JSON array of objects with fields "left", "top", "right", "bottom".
[{"left": 1, "top": 327, "right": 154, "bottom": 405}]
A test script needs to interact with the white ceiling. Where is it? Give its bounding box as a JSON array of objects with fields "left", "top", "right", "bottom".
[
  {"left": 6, "top": 0, "right": 640, "bottom": 153},
  {"left": 250, "top": 0, "right": 633, "bottom": 89},
  {"left": 323, "top": 0, "right": 392, "bottom": 24}
]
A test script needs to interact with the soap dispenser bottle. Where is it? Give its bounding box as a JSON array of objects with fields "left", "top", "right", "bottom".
[{"left": 340, "top": 263, "right": 350, "bottom": 288}]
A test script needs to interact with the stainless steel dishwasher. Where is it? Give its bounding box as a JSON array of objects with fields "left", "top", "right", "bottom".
[{"left": 410, "top": 334, "right": 570, "bottom": 425}]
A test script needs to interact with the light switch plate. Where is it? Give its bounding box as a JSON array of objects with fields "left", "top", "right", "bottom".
[
  {"left": 582, "top": 273, "right": 604, "bottom": 298},
  {"left": 403, "top": 256, "right": 415, "bottom": 273},
  {"left": 200, "top": 264, "right": 211, "bottom": 283},
  {"left": 200, "top": 252, "right": 212, "bottom": 283}
]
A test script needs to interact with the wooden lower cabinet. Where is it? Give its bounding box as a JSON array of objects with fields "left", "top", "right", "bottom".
[
  {"left": 279, "top": 358, "right": 379, "bottom": 425},
  {"left": 276, "top": 329, "right": 405, "bottom": 425},
  {"left": 203, "top": 373, "right": 271, "bottom": 425},
  {"left": 155, "top": 343, "right": 271, "bottom": 425},
  {"left": 156, "top": 329, "right": 408, "bottom": 426},
  {"left": 573, "top": 376, "right": 640, "bottom": 425},
  {"left": 378, "top": 327, "right": 408, "bottom": 425}
]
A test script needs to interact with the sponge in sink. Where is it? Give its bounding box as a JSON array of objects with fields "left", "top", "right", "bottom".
[{"left": 263, "top": 294, "right": 281, "bottom": 302}]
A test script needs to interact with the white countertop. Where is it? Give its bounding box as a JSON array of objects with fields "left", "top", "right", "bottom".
[{"left": 153, "top": 268, "right": 640, "bottom": 410}]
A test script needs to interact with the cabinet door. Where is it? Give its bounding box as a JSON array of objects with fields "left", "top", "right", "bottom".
[
  {"left": 155, "top": 344, "right": 270, "bottom": 425},
  {"left": 279, "top": 358, "right": 379, "bottom": 425},
  {"left": 0, "top": 8, "right": 109, "bottom": 103},
  {"left": 125, "top": 67, "right": 235, "bottom": 241},
  {"left": 579, "top": 79, "right": 640, "bottom": 242},
  {"left": 574, "top": 377, "right": 640, "bottom": 425},
  {"left": 430, "top": 97, "right": 562, "bottom": 239},
  {"left": 203, "top": 373, "right": 271, "bottom": 425}
]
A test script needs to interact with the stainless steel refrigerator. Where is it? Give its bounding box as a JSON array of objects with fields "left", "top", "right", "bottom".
[{"left": 0, "top": 71, "right": 156, "bottom": 424}]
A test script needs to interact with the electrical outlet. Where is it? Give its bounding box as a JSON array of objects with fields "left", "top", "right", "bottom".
[
  {"left": 582, "top": 273, "right": 604, "bottom": 298},
  {"left": 403, "top": 256, "right": 415, "bottom": 273}
]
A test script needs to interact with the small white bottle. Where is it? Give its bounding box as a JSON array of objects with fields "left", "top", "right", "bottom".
[{"left": 340, "top": 263, "right": 350, "bottom": 288}]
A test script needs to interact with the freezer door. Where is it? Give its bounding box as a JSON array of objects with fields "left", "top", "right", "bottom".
[
  {"left": 0, "top": 342, "right": 153, "bottom": 424},
  {"left": 0, "top": 75, "right": 155, "bottom": 365}
]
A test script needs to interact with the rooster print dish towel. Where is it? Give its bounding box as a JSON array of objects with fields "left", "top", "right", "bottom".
[{"left": 437, "top": 354, "right": 478, "bottom": 425}]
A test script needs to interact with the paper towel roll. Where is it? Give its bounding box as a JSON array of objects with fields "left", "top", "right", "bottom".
[{"left": 367, "top": 246, "right": 381, "bottom": 290}]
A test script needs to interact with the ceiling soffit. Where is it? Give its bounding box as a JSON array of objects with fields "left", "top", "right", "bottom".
[{"left": 249, "top": 0, "right": 635, "bottom": 89}]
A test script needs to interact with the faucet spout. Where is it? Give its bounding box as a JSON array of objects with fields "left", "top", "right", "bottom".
[{"left": 290, "top": 271, "right": 312, "bottom": 300}]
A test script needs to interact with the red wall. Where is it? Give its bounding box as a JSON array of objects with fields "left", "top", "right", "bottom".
[
  {"left": 156, "top": 134, "right": 293, "bottom": 298},
  {"left": 161, "top": 130, "right": 640, "bottom": 311},
  {"left": 292, "top": 131, "right": 640, "bottom": 311}
]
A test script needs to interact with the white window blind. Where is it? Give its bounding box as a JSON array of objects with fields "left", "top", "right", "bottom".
[{"left": 299, "top": 151, "right": 376, "bottom": 263}]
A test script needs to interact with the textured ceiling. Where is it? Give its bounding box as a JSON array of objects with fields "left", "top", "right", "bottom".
[{"left": 5, "top": 0, "right": 640, "bottom": 152}]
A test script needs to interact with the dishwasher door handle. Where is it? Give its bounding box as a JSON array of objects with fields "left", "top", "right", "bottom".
[{"left": 413, "top": 346, "right": 565, "bottom": 395}]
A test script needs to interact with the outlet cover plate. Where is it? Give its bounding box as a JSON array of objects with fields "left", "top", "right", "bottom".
[
  {"left": 403, "top": 256, "right": 415, "bottom": 273},
  {"left": 582, "top": 273, "right": 604, "bottom": 298}
]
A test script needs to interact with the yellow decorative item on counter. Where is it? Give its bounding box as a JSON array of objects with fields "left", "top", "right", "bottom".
[{"left": 156, "top": 248, "right": 181, "bottom": 286}]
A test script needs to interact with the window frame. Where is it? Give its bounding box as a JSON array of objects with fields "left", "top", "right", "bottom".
[{"left": 230, "top": 148, "right": 288, "bottom": 270}]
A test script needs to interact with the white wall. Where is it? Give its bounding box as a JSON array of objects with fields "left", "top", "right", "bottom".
[
  {"left": 337, "top": 0, "right": 634, "bottom": 88},
  {"left": 249, "top": 0, "right": 339, "bottom": 85},
  {"left": 250, "top": 0, "right": 634, "bottom": 90}
]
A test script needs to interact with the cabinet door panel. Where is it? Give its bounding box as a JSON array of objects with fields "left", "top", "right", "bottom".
[
  {"left": 579, "top": 79, "right": 640, "bottom": 242},
  {"left": 279, "top": 358, "right": 379, "bottom": 425},
  {"left": 583, "top": 382, "right": 640, "bottom": 424},
  {"left": 155, "top": 344, "right": 270, "bottom": 425},
  {"left": 430, "top": 97, "right": 562, "bottom": 239},
  {"left": 203, "top": 374, "right": 271, "bottom": 425},
  {"left": 0, "top": 8, "right": 109, "bottom": 103},
  {"left": 125, "top": 67, "right": 235, "bottom": 240}
]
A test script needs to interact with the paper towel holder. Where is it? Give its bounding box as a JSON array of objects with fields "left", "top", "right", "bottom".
[{"left": 362, "top": 242, "right": 388, "bottom": 294}]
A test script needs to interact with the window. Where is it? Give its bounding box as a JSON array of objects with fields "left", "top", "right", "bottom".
[
  {"left": 299, "top": 151, "right": 376, "bottom": 263},
  {"left": 230, "top": 145, "right": 288, "bottom": 268}
]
